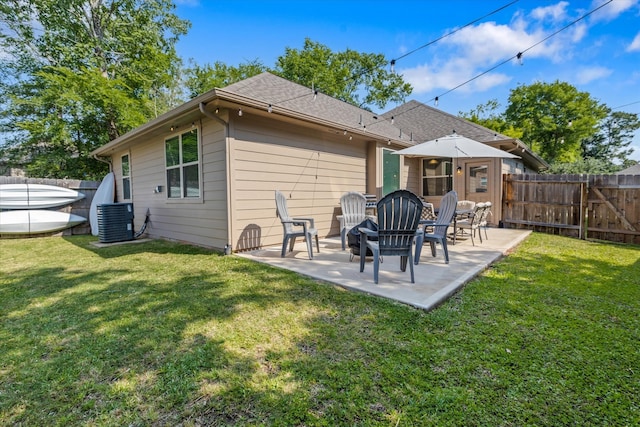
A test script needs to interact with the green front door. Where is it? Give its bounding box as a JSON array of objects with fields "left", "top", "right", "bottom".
[{"left": 383, "top": 149, "right": 400, "bottom": 195}]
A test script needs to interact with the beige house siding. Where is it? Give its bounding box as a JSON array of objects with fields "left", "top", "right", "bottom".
[
  {"left": 406, "top": 157, "right": 509, "bottom": 224},
  {"left": 402, "top": 155, "right": 421, "bottom": 196},
  {"left": 110, "top": 119, "right": 229, "bottom": 248},
  {"left": 228, "top": 113, "right": 368, "bottom": 251},
  {"left": 90, "top": 74, "right": 545, "bottom": 252},
  {"left": 450, "top": 158, "right": 502, "bottom": 225}
]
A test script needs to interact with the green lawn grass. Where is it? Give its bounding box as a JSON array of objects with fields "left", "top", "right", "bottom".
[{"left": 1, "top": 233, "right": 638, "bottom": 426}]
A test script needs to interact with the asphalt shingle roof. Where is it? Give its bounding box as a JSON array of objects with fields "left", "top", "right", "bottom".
[
  {"left": 616, "top": 164, "right": 640, "bottom": 175},
  {"left": 222, "top": 73, "right": 411, "bottom": 144},
  {"left": 383, "top": 100, "right": 512, "bottom": 144}
]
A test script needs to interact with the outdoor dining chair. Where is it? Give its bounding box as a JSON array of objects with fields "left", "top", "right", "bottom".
[
  {"left": 421, "top": 201, "right": 436, "bottom": 221},
  {"left": 452, "top": 199, "right": 476, "bottom": 244},
  {"left": 275, "top": 190, "right": 319, "bottom": 260},
  {"left": 359, "top": 189, "right": 423, "bottom": 284},
  {"left": 337, "top": 191, "right": 375, "bottom": 250},
  {"left": 478, "top": 201, "right": 492, "bottom": 240},
  {"left": 456, "top": 200, "right": 476, "bottom": 212},
  {"left": 414, "top": 190, "right": 458, "bottom": 265},
  {"left": 456, "top": 202, "right": 486, "bottom": 246}
]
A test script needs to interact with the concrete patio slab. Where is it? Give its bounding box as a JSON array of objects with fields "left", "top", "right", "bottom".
[{"left": 237, "top": 228, "right": 532, "bottom": 310}]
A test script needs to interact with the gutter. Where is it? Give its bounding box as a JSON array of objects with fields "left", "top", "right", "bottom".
[{"left": 90, "top": 90, "right": 221, "bottom": 156}]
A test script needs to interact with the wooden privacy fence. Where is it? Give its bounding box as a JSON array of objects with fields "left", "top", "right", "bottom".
[{"left": 502, "top": 174, "right": 640, "bottom": 245}]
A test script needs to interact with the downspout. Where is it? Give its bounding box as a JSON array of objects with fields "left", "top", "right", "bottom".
[
  {"left": 199, "top": 102, "right": 233, "bottom": 252},
  {"left": 93, "top": 154, "right": 113, "bottom": 172}
]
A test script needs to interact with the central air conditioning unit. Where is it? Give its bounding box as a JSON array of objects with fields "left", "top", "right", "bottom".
[{"left": 97, "top": 203, "right": 134, "bottom": 243}]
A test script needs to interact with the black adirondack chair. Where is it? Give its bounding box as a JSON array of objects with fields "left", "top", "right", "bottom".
[{"left": 359, "top": 189, "right": 423, "bottom": 284}]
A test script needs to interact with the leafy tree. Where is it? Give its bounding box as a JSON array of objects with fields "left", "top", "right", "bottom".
[
  {"left": 504, "top": 81, "right": 608, "bottom": 164},
  {"left": 459, "top": 99, "right": 523, "bottom": 140},
  {"left": 544, "top": 157, "right": 622, "bottom": 174},
  {"left": 0, "top": 0, "right": 190, "bottom": 179},
  {"left": 581, "top": 110, "right": 639, "bottom": 165},
  {"left": 184, "top": 59, "right": 266, "bottom": 99},
  {"left": 274, "top": 38, "right": 412, "bottom": 110}
]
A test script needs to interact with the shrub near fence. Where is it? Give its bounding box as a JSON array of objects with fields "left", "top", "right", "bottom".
[
  {"left": 0, "top": 176, "right": 99, "bottom": 237},
  {"left": 502, "top": 174, "right": 640, "bottom": 245}
]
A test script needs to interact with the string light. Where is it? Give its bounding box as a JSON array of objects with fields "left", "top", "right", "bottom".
[
  {"left": 267, "top": 104, "right": 273, "bottom": 113},
  {"left": 225, "top": 0, "right": 611, "bottom": 150},
  {"left": 430, "top": 0, "right": 613, "bottom": 108},
  {"left": 238, "top": 108, "right": 243, "bottom": 116},
  {"left": 390, "top": 0, "right": 519, "bottom": 68},
  {"left": 516, "top": 52, "right": 523, "bottom": 65}
]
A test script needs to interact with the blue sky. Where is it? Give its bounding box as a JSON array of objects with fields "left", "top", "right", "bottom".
[{"left": 174, "top": 0, "right": 640, "bottom": 161}]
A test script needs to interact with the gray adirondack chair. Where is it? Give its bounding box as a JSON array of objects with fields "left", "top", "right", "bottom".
[
  {"left": 275, "top": 190, "right": 319, "bottom": 260},
  {"left": 359, "top": 189, "right": 423, "bottom": 284},
  {"left": 337, "top": 191, "right": 367, "bottom": 250},
  {"left": 414, "top": 190, "right": 458, "bottom": 264}
]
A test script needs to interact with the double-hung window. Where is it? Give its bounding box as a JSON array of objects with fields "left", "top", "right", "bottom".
[
  {"left": 422, "top": 158, "right": 453, "bottom": 196},
  {"left": 165, "top": 129, "right": 200, "bottom": 199},
  {"left": 121, "top": 154, "right": 131, "bottom": 200}
]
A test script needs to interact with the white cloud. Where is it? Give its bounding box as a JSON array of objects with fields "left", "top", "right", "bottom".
[
  {"left": 399, "top": 17, "right": 568, "bottom": 95},
  {"left": 400, "top": 58, "right": 511, "bottom": 95},
  {"left": 530, "top": 1, "right": 570, "bottom": 22},
  {"left": 446, "top": 22, "right": 543, "bottom": 65},
  {"left": 589, "top": 0, "right": 638, "bottom": 22},
  {"left": 628, "top": 32, "right": 640, "bottom": 52},
  {"left": 570, "top": 22, "right": 588, "bottom": 43},
  {"left": 396, "top": 1, "right": 636, "bottom": 97},
  {"left": 575, "top": 66, "right": 613, "bottom": 84}
]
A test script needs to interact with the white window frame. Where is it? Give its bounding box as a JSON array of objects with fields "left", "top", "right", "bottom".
[
  {"left": 165, "top": 128, "right": 201, "bottom": 199},
  {"left": 121, "top": 153, "right": 131, "bottom": 200}
]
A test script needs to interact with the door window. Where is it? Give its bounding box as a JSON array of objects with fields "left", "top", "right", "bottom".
[{"left": 467, "top": 164, "right": 488, "bottom": 193}]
